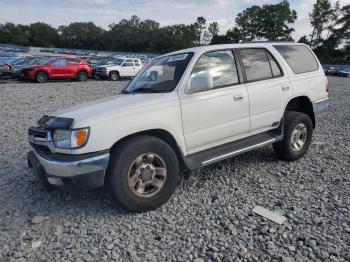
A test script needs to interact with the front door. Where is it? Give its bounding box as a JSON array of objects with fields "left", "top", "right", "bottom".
[
  {"left": 50, "top": 59, "right": 69, "bottom": 78},
  {"left": 179, "top": 50, "right": 250, "bottom": 154},
  {"left": 120, "top": 59, "right": 135, "bottom": 77}
]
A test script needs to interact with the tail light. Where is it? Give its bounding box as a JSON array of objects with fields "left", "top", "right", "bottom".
[
  {"left": 3, "top": 64, "right": 10, "bottom": 71},
  {"left": 325, "top": 77, "right": 329, "bottom": 93}
]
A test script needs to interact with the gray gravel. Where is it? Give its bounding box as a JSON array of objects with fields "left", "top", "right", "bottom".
[{"left": 0, "top": 77, "right": 349, "bottom": 261}]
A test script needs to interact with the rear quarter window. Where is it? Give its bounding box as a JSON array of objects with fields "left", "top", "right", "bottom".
[{"left": 273, "top": 45, "right": 319, "bottom": 74}]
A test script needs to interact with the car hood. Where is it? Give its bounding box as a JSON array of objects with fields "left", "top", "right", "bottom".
[{"left": 50, "top": 93, "right": 167, "bottom": 127}]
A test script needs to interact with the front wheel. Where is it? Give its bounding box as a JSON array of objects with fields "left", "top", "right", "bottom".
[
  {"left": 109, "top": 71, "right": 119, "bottom": 81},
  {"left": 35, "top": 72, "right": 48, "bottom": 83},
  {"left": 273, "top": 111, "right": 313, "bottom": 161},
  {"left": 106, "top": 135, "right": 180, "bottom": 212}
]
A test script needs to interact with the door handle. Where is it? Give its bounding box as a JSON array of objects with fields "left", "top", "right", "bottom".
[
  {"left": 282, "top": 85, "right": 290, "bottom": 91},
  {"left": 233, "top": 94, "right": 244, "bottom": 101}
]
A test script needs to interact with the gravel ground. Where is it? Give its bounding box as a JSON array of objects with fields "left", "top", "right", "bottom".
[{"left": 0, "top": 77, "right": 349, "bottom": 262}]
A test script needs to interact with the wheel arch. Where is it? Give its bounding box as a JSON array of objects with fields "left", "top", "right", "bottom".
[
  {"left": 109, "top": 70, "right": 120, "bottom": 75},
  {"left": 284, "top": 96, "right": 315, "bottom": 128},
  {"left": 109, "top": 128, "right": 188, "bottom": 171},
  {"left": 77, "top": 69, "right": 88, "bottom": 76}
]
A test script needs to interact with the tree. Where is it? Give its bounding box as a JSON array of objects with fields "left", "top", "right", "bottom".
[
  {"left": 210, "top": 27, "right": 241, "bottom": 44},
  {"left": 235, "top": 1, "right": 296, "bottom": 42},
  {"left": 235, "top": 5, "right": 262, "bottom": 41},
  {"left": 59, "top": 22, "right": 106, "bottom": 50},
  {"left": 0, "top": 23, "right": 29, "bottom": 46},
  {"left": 260, "top": 0, "right": 297, "bottom": 40},
  {"left": 298, "top": 35, "right": 310, "bottom": 45},
  {"left": 309, "top": 0, "right": 332, "bottom": 47},
  {"left": 28, "top": 22, "right": 59, "bottom": 47},
  {"left": 194, "top": 16, "right": 207, "bottom": 45},
  {"left": 208, "top": 22, "right": 219, "bottom": 39}
]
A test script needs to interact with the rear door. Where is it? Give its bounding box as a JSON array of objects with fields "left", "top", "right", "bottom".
[
  {"left": 273, "top": 44, "right": 327, "bottom": 102},
  {"left": 66, "top": 58, "right": 81, "bottom": 78},
  {"left": 238, "top": 48, "right": 292, "bottom": 134}
]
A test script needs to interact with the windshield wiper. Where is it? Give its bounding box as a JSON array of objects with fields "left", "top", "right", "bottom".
[
  {"left": 121, "top": 89, "right": 132, "bottom": 94},
  {"left": 131, "top": 87, "right": 164, "bottom": 93}
]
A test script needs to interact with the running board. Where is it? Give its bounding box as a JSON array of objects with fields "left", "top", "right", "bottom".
[{"left": 183, "top": 124, "right": 284, "bottom": 170}]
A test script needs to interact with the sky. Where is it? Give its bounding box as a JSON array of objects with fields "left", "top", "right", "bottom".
[{"left": 1, "top": 0, "right": 350, "bottom": 41}]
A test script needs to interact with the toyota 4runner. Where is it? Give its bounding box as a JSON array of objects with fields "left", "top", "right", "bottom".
[{"left": 28, "top": 43, "right": 329, "bottom": 212}]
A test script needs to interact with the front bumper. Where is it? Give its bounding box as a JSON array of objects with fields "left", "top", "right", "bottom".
[
  {"left": 28, "top": 150, "right": 110, "bottom": 189},
  {"left": 313, "top": 97, "right": 329, "bottom": 114}
]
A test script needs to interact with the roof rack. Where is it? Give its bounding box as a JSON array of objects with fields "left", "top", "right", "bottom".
[{"left": 240, "top": 40, "right": 295, "bottom": 43}]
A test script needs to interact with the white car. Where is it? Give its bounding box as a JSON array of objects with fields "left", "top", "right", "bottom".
[
  {"left": 28, "top": 43, "right": 329, "bottom": 212},
  {"left": 95, "top": 58, "right": 142, "bottom": 80}
]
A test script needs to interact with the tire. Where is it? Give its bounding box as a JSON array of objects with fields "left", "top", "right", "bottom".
[
  {"left": 93, "top": 71, "right": 99, "bottom": 79},
  {"left": 77, "top": 71, "right": 88, "bottom": 82},
  {"left": 273, "top": 111, "right": 313, "bottom": 161},
  {"left": 35, "top": 71, "right": 48, "bottom": 83},
  {"left": 109, "top": 71, "right": 119, "bottom": 81},
  {"left": 106, "top": 135, "right": 180, "bottom": 212}
]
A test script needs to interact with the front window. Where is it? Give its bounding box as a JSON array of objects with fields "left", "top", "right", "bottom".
[
  {"left": 51, "top": 59, "right": 67, "bottom": 67},
  {"left": 125, "top": 52, "right": 194, "bottom": 93}
]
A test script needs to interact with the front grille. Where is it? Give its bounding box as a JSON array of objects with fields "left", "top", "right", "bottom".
[
  {"left": 28, "top": 126, "right": 48, "bottom": 138},
  {"left": 97, "top": 67, "right": 107, "bottom": 72}
]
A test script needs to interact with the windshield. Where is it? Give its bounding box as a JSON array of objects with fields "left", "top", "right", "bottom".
[{"left": 125, "top": 52, "right": 194, "bottom": 93}]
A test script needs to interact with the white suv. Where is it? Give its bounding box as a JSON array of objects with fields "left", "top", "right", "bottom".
[
  {"left": 28, "top": 43, "right": 329, "bottom": 212},
  {"left": 96, "top": 58, "right": 142, "bottom": 80}
]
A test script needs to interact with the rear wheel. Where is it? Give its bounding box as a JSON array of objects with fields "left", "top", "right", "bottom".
[
  {"left": 35, "top": 72, "right": 48, "bottom": 83},
  {"left": 77, "top": 71, "right": 88, "bottom": 81},
  {"left": 109, "top": 71, "right": 119, "bottom": 81},
  {"left": 106, "top": 135, "right": 180, "bottom": 212},
  {"left": 273, "top": 111, "right": 313, "bottom": 161}
]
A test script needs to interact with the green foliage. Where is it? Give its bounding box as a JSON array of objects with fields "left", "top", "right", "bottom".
[
  {"left": 212, "top": 0, "right": 297, "bottom": 44},
  {"left": 0, "top": 1, "right": 349, "bottom": 62},
  {"left": 28, "top": 22, "right": 59, "bottom": 47},
  {"left": 309, "top": 0, "right": 332, "bottom": 47},
  {"left": 260, "top": 0, "right": 297, "bottom": 41}
]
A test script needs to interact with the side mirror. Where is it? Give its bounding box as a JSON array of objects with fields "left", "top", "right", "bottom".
[{"left": 187, "top": 71, "right": 213, "bottom": 93}]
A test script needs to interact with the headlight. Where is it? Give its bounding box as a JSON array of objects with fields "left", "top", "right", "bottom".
[{"left": 53, "top": 128, "right": 90, "bottom": 149}]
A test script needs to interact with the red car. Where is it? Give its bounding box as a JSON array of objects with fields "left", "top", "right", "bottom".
[{"left": 21, "top": 57, "right": 92, "bottom": 83}]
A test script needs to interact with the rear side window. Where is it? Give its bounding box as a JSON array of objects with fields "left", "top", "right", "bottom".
[
  {"left": 273, "top": 45, "right": 319, "bottom": 74},
  {"left": 266, "top": 52, "right": 282, "bottom": 77},
  {"left": 239, "top": 48, "right": 282, "bottom": 82}
]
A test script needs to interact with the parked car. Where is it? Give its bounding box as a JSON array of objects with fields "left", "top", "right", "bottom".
[
  {"left": 0, "top": 63, "right": 12, "bottom": 79},
  {"left": 334, "top": 67, "right": 350, "bottom": 77},
  {"left": 95, "top": 58, "right": 142, "bottom": 80},
  {"left": 5, "top": 56, "right": 49, "bottom": 79},
  {"left": 21, "top": 57, "right": 92, "bottom": 83},
  {"left": 0, "top": 57, "right": 22, "bottom": 65},
  {"left": 88, "top": 58, "right": 114, "bottom": 79},
  {"left": 28, "top": 43, "right": 329, "bottom": 212}
]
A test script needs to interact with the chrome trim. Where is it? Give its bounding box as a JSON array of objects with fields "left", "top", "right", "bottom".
[
  {"left": 33, "top": 150, "right": 110, "bottom": 178},
  {"left": 29, "top": 130, "right": 56, "bottom": 152},
  {"left": 312, "top": 97, "right": 329, "bottom": 114},
  {"left": 202, "top": 138, "right": 276, "bottom": 166}
]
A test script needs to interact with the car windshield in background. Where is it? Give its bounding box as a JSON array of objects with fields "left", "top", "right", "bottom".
[{"left": 125, "top": 52, "right": 194, "bottom": 93}]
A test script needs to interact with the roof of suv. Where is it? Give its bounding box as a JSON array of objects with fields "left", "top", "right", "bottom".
[{"left": 164, "top": 42, "right": 308, "bottom": 57}]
